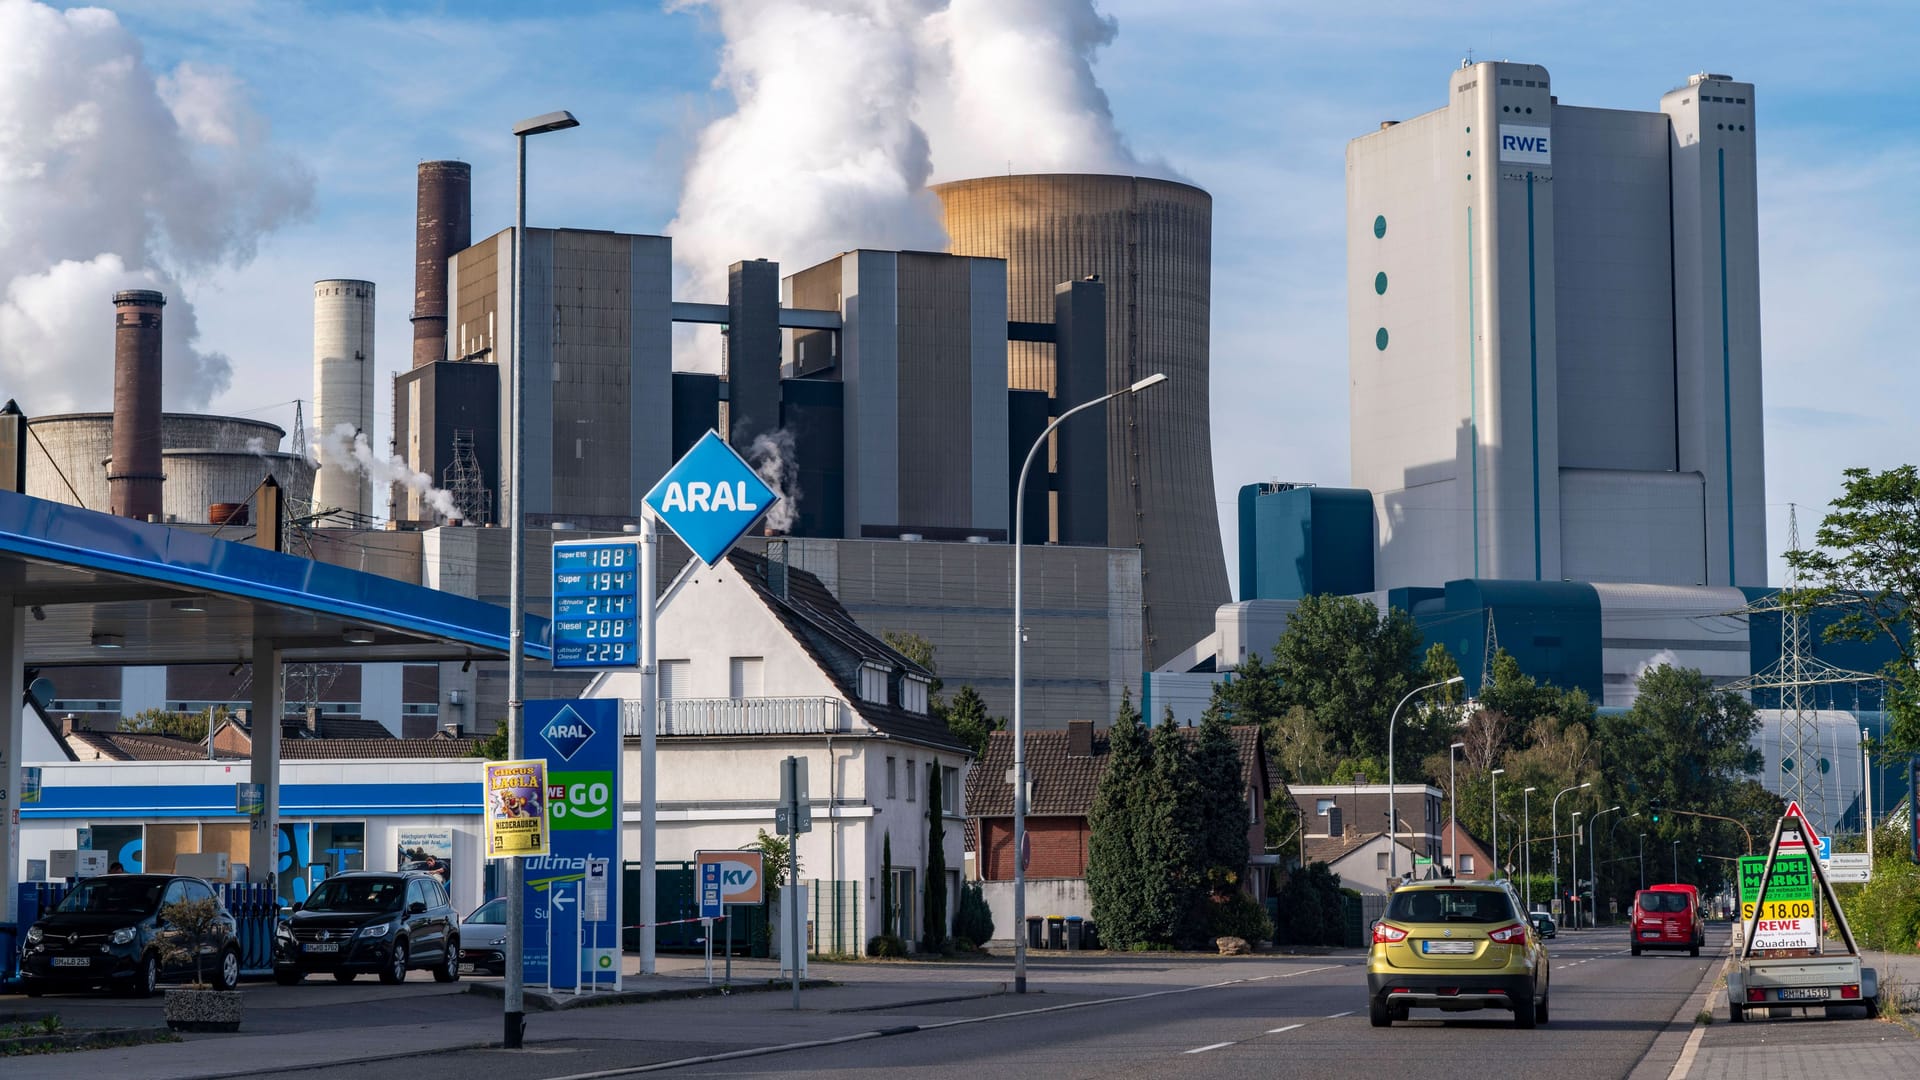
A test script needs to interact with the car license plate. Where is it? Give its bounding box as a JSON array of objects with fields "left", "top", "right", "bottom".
[
  {"left": 1778, "top": 987, "right": 1829, "bottom": 1002},
  {"left": 305, "top": 943, "right": 340, "bottom": 953},
  {"left": 1422, "top": 940, "right": 1474, "bottom": 955},
  {"left": 1641, "top": 930, "right": 1661, "bottom": 938},
  {"left": 52, "top": 956, "right": 89, "bottom": 967}
]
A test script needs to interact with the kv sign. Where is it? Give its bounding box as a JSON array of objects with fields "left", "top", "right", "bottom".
[
  {"left": 696, "top": 850, "right": 765, "bottom": 906},
  {"left": 1499, "top": 124, "right": 1551, "bottom": 165}
]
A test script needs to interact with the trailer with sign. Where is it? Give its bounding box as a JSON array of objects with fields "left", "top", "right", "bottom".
[{"left": 1726, "top": 801, "right": 1879, "bottom": 1022}]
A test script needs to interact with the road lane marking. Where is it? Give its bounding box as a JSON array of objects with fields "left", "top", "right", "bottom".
[
  {"left": 1326, "top": 1010, "right": 1353, "bottom": 1018},
  {"left": 1185, "top": 1042, "right": 1235, "bottom": 1054},
  {"left": 1266, "top": 1024, "right": 1303, "bottom": 1034}
]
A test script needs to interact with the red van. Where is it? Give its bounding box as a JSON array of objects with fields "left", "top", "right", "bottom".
[{"left": 1631, "top": 884, "right": 1704, "bottom": 956}]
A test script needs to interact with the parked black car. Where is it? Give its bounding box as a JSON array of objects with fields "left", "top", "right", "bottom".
[
  {"left": 458, "top": 897, "right": 508, "bottom": 975},
  {"left": 19, "top": 874, "right": 240, "bottom": 997},
  {"left": 274, "top": 871, "right": 460, "bottom": 985}
]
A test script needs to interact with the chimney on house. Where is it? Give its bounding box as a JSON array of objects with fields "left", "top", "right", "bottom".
[
  {"left": 61, "top": 714, "right": 86, "bottom": 737},
  {"left": 765, "top": 538, "right": 789, "bottom": 601},
  {"left": 1066, "top": 719, "right": 1093, "bottom": 757},
  {"left": 441, "top": 722, "right": 464, "bottom": 738}
]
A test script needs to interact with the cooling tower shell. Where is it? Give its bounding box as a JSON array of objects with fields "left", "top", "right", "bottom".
[
  {"left": 26, "top": 413, "right": 314, "bottom": 524},
  {"left": 313, "top": 279, "right": 376, "bottom": 522},
  {"left": 933, "top": 174, "right": 1229, "bottom": 667}
]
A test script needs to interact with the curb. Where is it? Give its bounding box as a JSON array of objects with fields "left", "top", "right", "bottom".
[
  {"left": 1625, "top": 943, "right": 1734, "bottom": 1080},
  {"left": 465, "top": 977, "right": 835, "bottom": 1011},
  {"left": 829, "top": 986, "right": 1013, "bottom": 1012}
]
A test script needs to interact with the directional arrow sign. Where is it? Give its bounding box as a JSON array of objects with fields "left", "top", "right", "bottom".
[
  {"left": 552, "top": 888, "right": 574, "bottom": 911},
  {"left": 644, "top": 430, "right": 779, "bottom": 566}
]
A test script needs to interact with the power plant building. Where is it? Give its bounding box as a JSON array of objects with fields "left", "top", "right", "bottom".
[
  {"left": 1348, "top": 63, "right": 1766, "bottom": 593},
  {"left": 311, "top": 279, "right": 375, "bottom": 523},
  {"left": 936, "top": 174, "right": 1230, "bottom": 668}
]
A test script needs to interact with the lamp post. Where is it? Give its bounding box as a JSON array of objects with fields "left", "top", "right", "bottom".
[
  {"left": 1672, "top": 840, "right": 1680, "bottom": 882},
  {"left": 1589, "top": 805, "right": 1623, "bottom": 925},
  {"left": 1012, "top": 372, "right": 1167, "bottom": 994},
  {"left": 1522, "top": 787, "right": 1537, "bottom": 912},
  {"left": 1449, "top": 742, "right": 1465, "bottom": 874},
  {"left": 1570, "top": 811, "right": 1582, "bottom": 928},
  {"left": 504, "top": 107, "right": 579, "bottom": 1052},
  {"left": 1387, "top": 676, "right": 1465, "bottom": 883},
  {"left": 1638, "top": 832, "right": 1647, "bottom": 890},
  {"left": 1489, "top": 768, "right": 1506, "bottom": 878},
  {"left": 1549, "top": 782, "right": 1589, "bottom": 925}
]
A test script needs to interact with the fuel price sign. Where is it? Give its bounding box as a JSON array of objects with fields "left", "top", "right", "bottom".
[{"left": 552, "top": 539, "right": 640, "bottom": 669}]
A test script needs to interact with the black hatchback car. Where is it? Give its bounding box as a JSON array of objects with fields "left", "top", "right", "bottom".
[
  {"left": 274, "top": 871, "right": 460, "bottom": 985},
  {"left": 20, "top": 874, "right": 240, "bottom": 997}
]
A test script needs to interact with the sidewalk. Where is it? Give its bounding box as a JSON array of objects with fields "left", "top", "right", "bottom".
[{"left": 1679, "top": 947, "right": 1920, "bottom": 1079}]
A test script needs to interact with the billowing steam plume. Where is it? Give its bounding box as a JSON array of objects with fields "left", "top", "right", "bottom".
[
  {"left": 668, "top": 0, "right": 1157, "bottom": 350},
  {"left": 313, "top": 423, "right": 458, "bottom": 520},
  {"left": 0, "top": 1, "right": 312, "bottom": 411},
  {"left": 749, "top": 429, "right": 801, "bottom": 533}
]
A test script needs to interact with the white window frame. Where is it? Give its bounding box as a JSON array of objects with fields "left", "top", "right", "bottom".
[
  {"left": 1315, "top": 798, "right": 1335, "bottom": 817},
  {"left": 859, "top": 663, "right": 889, "bottom": 704},
  {"left": 728, "top": 656, "right": 765, "bottom": 699},
  {"left": 902, "top": 675, "right": 931, "bottom": 715}
]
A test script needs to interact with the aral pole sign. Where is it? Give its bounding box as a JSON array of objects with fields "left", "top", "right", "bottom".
[
  {"left": 643, "top": 430, "right": 779, "bottom": 567},
  {"left": 522, "top": 699, "right": 621, "bottom": 992}
]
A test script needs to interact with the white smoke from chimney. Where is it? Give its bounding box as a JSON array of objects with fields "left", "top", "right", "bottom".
[
  {"left": 0, "top": 2, "right": 312, "bottom": 411},
  {"left": 748, "top": 429, "right": 801, "bottom": 533},
  {"left": 313, "top": 423, "right": 457, "bottom": 520}
]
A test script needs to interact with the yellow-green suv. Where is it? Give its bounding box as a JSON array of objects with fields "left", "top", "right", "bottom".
[{"left": 1366, "top": 879, "right": 1550, "bottom": 1028}]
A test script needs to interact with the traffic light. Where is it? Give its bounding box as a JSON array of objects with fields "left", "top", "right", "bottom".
[{"left": 1650, "top": 803, "right": 1661, "bottom": 824}]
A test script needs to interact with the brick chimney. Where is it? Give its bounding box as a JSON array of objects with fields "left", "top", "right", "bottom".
[
  {"left": 61, "top": 714, "right": 87, "bottom": 737},
  {"left": 1066, "top": 719, "right": 1094, "bottom": 757}
]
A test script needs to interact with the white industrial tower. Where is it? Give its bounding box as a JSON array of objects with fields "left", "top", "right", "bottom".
[{"left": 312, "top": 279, "right": 375, "bottom": 523}]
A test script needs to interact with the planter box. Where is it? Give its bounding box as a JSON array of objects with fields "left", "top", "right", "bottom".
[{"left": 164, "top": 988, "right": 244, "bottom": 1033}]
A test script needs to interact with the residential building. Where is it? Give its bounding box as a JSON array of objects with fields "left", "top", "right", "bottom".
[
  {"left": 1438, "top": 820, "right": 1495, "bottom": 880},
  {"left": 588, "top": 547, "right": 971, "bottom": 953},
  {"left": 965, "top": 720, "right": 1272, "bottom": 935},
  {"left": 1288, "top": 783, "right": 1445, "bottom": 893}
]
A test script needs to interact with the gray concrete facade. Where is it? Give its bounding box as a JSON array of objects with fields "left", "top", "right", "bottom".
[{"left": 1349, "top": 62, "right": 1767, "bottom": 593}]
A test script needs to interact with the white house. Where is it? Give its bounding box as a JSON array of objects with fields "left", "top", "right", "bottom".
[{"left": 590, "top": 546, "right": 971, "bottom": 953}]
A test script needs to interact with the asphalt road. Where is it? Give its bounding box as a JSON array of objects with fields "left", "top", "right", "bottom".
[{"left": 259, "top": 926, "right": 1719, "bottom": 1080}]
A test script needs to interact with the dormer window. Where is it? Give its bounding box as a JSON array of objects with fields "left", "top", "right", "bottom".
[
  {"left": 901, "top": 675, "right": 931, "bottom": 715},
  {"left": 859, "top": 663, "right": 889, "bottom": 704}
]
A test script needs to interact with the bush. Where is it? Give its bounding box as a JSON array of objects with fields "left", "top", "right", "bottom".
[
  {"left": 1273, "top": 863, "right": 1346, "bottom": 946},
  {"left": 1207, "top": 892, "right": 1275, "bottom": 945},
  {"left": 866, "top": 934, "right": 908, "bottom": 958},
  {"left": 1835, "top": 823, "right": 1920, "bottom": 954},
  {"left": 954, "top": 880, "right": 995, "bottom": 945}
]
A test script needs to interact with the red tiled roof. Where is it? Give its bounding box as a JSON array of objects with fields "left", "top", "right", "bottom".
[{"left": 966, "top": 724, "right": 1267, "bottom": 819}]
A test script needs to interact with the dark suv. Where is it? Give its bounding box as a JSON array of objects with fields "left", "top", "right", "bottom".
[
  {"left": 274, "top": 871, "right": 460, "bottom": 985},
  {"left": 20, "top": 874, "right": 240, "bottom": 997}
]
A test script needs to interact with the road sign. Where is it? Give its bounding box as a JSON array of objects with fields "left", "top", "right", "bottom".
[
  {"left": 1779, "top": 799, "right": 1823, "bottom": 852},
  {"left": 552, "top": 540, "right": 640, "bottom": 669},
  {"left": 699, "top": 860, "right": 723, "bottom": 919},
  {"left": 643, "top": 430, "right": 779, "bottom": 567},
  {"left": 522, "top": 700, "right": 622, "bottom": 990},
  {"left": 697, "top": 850, "right": 765, "bottom": 906},
  {"left": 584, "top": 858, "right": 610, "bottom": 922}
]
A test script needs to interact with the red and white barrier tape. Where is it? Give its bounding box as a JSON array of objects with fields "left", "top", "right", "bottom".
[{"left": 621, "top": 914, "right": 729, "bottom": 931}]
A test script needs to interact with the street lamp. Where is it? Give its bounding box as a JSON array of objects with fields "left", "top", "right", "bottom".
[
  {"left": 1589, "top": 805, "right": 1624, "bottom": 925},
  {"left": 1570, "top": 811, "right": 1582, "bottom": 928},
  {"left": 1489, "top": 768, "right": 1506, "bottom": 878},
  {"left": 1012, "top": 371, "right": 1167, "bottom": 995},
  {"left": 1387, "top": 676, "right": 1465, "bottom": 882},
  {"left": 504, "top": 107, "right": 579, "bottom": 1052},
  {"left": 1549, "top": 782, "right": 1590, "bottom": 925},
  {"left": 1449, "top": 742, "right": 1465, "bottom": 874},
  {"left": 1672, "top": 839, "right": 1680, "bottom": 882},
  {"left": 1522, "top": 787, "right": 1537, "bottom": 913},
  {"left": 1638, "top": 832, "right": 1647, "bottom": 890}
]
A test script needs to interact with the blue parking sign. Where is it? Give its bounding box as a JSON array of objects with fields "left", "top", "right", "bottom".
[{"left": 700, "top": 862, "right": 723, "bottom": 919}]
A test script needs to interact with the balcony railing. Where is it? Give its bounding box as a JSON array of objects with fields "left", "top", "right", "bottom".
[{"left": 621, "top": 696, "right": 847, "bottom": 737}]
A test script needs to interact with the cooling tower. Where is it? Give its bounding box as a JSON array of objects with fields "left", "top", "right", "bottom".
[
  {"left": 107, "top": 289, "right": 166, "bottom": 521},
  {"left": 411, "top": 160, "right": 471, "bottom": 369},
  {"left": 934, "top": 174, "right": 1229, "bottom": 667},
  {"left": 313, "top": 279, "right": 376, "bottom": 522}
]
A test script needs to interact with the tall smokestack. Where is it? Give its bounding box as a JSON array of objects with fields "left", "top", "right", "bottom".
[
  {"left": 411, "top": 160, "right": 471, "bottom": 368},
  {"left": 108, "top": 289, "right": 165, "bottom": 520}
]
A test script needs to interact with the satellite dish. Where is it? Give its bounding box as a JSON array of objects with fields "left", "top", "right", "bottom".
[{"left": 28, "top": 676, "right": 56, "bottom": 709}]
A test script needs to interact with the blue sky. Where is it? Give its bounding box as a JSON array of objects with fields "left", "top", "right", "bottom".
[{"left": 38, "top": 1, "right": 1920, "bottom": 588}]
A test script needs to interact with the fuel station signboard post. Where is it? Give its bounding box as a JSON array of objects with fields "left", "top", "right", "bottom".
[
  {"left": 521, "top": 699, "right": 621, "bottom": 993},
  {"left": 552, "top": 540, "right": 640, "bottom": 670}
]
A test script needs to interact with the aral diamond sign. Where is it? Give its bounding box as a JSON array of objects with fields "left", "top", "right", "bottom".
[
  {"left": 540, "top": 704, "right": 596, "bottom": 762},
  {"left": 644, "top": 430, "right": 779, "bottom": 566}
]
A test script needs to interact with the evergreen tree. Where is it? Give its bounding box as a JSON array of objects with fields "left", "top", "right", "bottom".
[
  {"left": 946, "top": 686, "right": 993, "bottom": 758},
  {"left": 1193, "top": 708, "right": 1249, "bottom": 899},
  {"left": 881, "top": 832, "right": 895, "bottom": 940},
  {"left": 923, "top": 761, "right": 948, "bottom": 951},
  {"left": 1086, "top": 689, "right": 1149, "bottom": 948},
  {"left": 1137, "top": 708, "right": 1201, "bottom": 945}
]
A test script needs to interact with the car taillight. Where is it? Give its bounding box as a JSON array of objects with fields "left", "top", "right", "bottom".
[
  {"left": 1373, "top": 922, "right": 1410, "bottom": 944},
  {"left": 1747, "top": 988, "right": 1766, "bottom": 1002},
  {"left": 1488, "top": 923, "right": 1528, "bottom": 944},
  {"left": 1841, "top": 984, "right": 1860, "bottom": 1000}
]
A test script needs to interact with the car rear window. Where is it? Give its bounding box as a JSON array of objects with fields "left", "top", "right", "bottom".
[
  {"left": 1638, "top": 891, "right": 1689, "bottom": 913},
  {"left": 55, "top": 877, "right": 165, "bottom": 914},
  {"left": 1386, "top": 888, "right": 1517, "bottom": 924}
]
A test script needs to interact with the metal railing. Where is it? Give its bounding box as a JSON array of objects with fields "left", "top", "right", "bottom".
[{"left": 622, "top": 696, "right": 847, "bottom": 737}]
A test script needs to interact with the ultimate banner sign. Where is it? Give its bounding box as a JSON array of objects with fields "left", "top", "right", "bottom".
[{"left": 484, "top": 759, "right": 550, "bottom": 858}]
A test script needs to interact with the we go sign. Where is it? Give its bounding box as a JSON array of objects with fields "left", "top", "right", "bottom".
[{"left": 696, "top": 850, "right": 765, "bottom": 905}]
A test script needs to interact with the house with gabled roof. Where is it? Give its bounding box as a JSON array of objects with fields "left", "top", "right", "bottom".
[{"left": 588, "top": 546, "right": 972, "bottom": 954}]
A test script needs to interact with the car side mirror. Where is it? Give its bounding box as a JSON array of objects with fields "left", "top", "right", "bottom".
[
  {"left": 291, "top": 902, "right": 303, "bottom": 912},
  {"left": 409, "top": 901, "right": 428, "bottom": 915}
]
